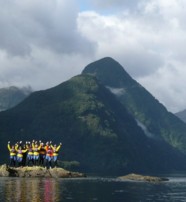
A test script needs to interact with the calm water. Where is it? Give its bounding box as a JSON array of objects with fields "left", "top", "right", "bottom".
[{"left": 1, "top": 174, "right": 186, "bottom": 201}]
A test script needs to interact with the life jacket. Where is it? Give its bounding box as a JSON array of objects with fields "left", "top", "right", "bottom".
[
  {"left": 17, "top": 149, "right": 23, "bottom": 158},
  {"left": 46, "top": 148, "right": 53, "bottom": 157},
  {"left": 28, "top": 147, "right": 33, "bottom": 155},
  {"left": 8, "top": 144, "right": 17, "bottom": 156},
  {"left": 39, "top": 148, "right": 46, "bottom": 155},
  {"left": 33, "top": 147, "right": 39, "bottom": 156},
  {"left": 51, "top": 145, "right": 61, "bottom": 156},
  {"left": 10, "top": 148, "right": 16, "bottom": 156},
  {"left": 33, "top": 145, "right": 41, "bottom": 156},
  {"left": 53, "top": 148, "right": 59, "bottom": 156}
]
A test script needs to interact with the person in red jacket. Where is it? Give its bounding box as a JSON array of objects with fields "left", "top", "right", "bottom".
[{"left": 45, "top": 144, "right": 53, "bottom": 169}]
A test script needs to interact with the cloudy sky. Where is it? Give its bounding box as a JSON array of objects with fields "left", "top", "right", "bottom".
[{"left": 0, "top": 0, "right": 186, "bottom": 113}]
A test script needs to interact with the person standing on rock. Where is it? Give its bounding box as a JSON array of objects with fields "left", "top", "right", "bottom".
[
  {"left": 51, "top": 143, "right": 62, "bottom": 167},
  {"left": 22, "top": 144, "right": 27, "bottom": 166},
  {"left": 39, "top": 142, "right": 46, "bottom": 166},
  {"left": 26, "top": 142, "right": 34, "bottom": 166},
  {"left": 45, "top": 144, "right": 53, "bottom": 169},
  {"left": 32, "top": 140, "right": 41, "bottom": 166},
  {"left": 7, "top": 141, "right": 17, "bottom": 167},
  {"left": 15, "top": 143, "right": 27, "bottom": 167}
]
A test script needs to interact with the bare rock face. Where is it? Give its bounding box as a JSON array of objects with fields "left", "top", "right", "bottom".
[
  {"left": 0, "top": 164, "right": 86, "bottom": 178},
  {"left": 118, "top": 173, "right": 169, "bottom": 183}
]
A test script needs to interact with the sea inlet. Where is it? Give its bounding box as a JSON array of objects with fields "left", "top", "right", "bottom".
[{"left": 1, "top": 173, "right": 186, "bottom": 201}]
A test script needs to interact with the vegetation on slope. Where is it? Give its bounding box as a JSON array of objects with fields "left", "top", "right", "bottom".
[
  {"left": 0, "top": 75, "right": 144, "bottom": 173},
  {"left": 82, "top": 57, "right": 186, "bottom": 153},
  {"left": 0, "top": 70, "right": 186, "bottom": 174}
]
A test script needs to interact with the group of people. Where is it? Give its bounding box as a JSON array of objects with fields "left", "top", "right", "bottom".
[{"left": 7, "top": 140, "right": 62, "bottom": 168}]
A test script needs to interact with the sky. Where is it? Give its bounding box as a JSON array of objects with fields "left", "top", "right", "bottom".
[{"left": 0, "top": 0, "right": 186, "bottom": 113}]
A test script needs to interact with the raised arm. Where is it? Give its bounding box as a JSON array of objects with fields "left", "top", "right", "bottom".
[{"left": 7, "top": 141, "right": 11, "bottom": 151}]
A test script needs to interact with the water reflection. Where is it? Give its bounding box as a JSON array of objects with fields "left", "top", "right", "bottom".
[
  {"left": 4, "top": 178, "right": 60, "bottom": 202},
  {"left": 1, "top": 176, "right": 186, "bottom": 202}
]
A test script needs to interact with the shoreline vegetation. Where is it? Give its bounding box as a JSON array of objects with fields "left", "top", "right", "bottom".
[{"left": 0, "top": 164, "right": 86, "bottom": 178}]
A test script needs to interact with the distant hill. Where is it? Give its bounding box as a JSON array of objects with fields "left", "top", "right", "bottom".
[
  {"left": 82, "top": 57, "right": 186, "bottom": 154},
  {"left": 0, "top": 86, "right": 32, "bottom": 111},
  {"left": 175, "top": 110, "right": 186, "bottom": 123},
  {"left": 0, "top": 74, "right": 186, "bottom": 174}
]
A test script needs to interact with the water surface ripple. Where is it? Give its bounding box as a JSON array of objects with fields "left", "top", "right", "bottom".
[{"left": 0, "top": 175, "right": 186, "bottom": 201}]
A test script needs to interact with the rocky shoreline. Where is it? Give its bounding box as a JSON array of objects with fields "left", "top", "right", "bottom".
[
  {"left": 0, "top": 165, "right": 170, "bottom": 182},
  {"left": 0, "top": 164, "right": 86, "bottom": 178},
  {"left": 118, "top": 173, "right": 169, "bottom": 183}
]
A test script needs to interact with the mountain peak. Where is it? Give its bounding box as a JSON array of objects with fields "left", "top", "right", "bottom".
[
  {"left": 83, "top": 57, "right": 186, "bottom": 155},
  {"left": 82, "top": 57, "right": 134, "bottom": 88}
]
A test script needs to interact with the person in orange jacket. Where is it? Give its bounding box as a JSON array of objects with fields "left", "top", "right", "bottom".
[
  {"left": 51, "top": 143, "right": 62, "bottom": 167},
  {"left": 7, "top": 141, "right": 17, "bottom": 167}
]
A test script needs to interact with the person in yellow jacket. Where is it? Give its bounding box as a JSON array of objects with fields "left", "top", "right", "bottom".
[
  {"left": 32, "top": 140, "right": 41, "bottom": 166},
  {"left": 51, "top": 143, "right": 62, "bottom": 167},
  {"left": 15, "top": 142, "right": 27, "bottom": 167},
  {"left": 26, "top": 141, "right": 34, "bottom": 166},
  {"left": 7, "top": 141, "right": 17, "bottom": 167}
]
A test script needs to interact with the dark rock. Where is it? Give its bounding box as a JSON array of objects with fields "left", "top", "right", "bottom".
[
  {"left": 118, "top": 173, "right": 169, "bottom": 183},
  {"left": 0, "top": 164, "right": 86, "bottom": 178}
]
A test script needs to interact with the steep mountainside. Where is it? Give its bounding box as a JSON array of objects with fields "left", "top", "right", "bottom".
[
  {"left": 82, "top": 57, "right": 186, "bottom": 154},
  {"left": 0, "top": 74, "right": 185, "bottom": 174},
  {"left": 175, "top": 110, "right": 186, "bottom": 123},
  {"left": 0, "top": 86, "right": 32, "bottom": 111}
]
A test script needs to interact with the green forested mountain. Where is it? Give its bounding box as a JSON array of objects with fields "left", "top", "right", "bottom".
[
  {"left": 0, "top": 74, "right": 185, "bottom": 174},
  {"left": 0, "top": 86, "right": 32, "bottom": 111},
  {"left": 82, "top": 57, "right": 186, "bottom": 154}
]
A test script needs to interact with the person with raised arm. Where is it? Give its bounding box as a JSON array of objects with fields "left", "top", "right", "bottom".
[
  {"left": 51, "top": 143, "right": 62, "bottom": 167},
  {"left": 32, "top": 140, "right": 41, "bottom": 166},
  {"left": 45, "top": 141, "right": 53, "bottom": 169},
  {"left": 7, "top": 141, "right": 17, "bottom": 167},
  {"left": 15, "top": 141, "right": 27, "bottom": 167},
  {"left": 39, "top": 142, "right": 46, "bottom": 166},
  {"left": 26, "top": 141, "right": 34, "bottom": 166}
]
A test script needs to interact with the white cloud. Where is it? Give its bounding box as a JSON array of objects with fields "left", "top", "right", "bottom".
[
  {"left": 78, "top": 11, "right": 164, "bottom": 77},
  {"left": 106, "top": 87, "right": 125, "bottom": 96},
  {"left": 77, "top": 0, "right": 186, "bottom": 112},
  {"left": 0, "top": 0, "right": 95, "bottom": 56},
  {"left": 138, "top": 61, "right": 186, "bottom": 113},
  {"left": 0, "top": 0, "right": 95, "bottom": 89},
  {"left": 1, "top": 0, "right": 186, "bottom": 112},
  {"left": 0, "top": 46, "right": 93, "bottom": 90}
]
